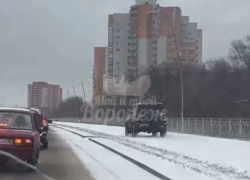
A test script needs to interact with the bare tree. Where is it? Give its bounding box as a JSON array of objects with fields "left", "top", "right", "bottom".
[{"left": 228, "top": 35, "right": 250, "bottom": 68}]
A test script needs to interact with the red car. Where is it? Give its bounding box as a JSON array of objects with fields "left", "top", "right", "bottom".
[{"left": 0, "top": 107, "right": 41, "bottom": 171}]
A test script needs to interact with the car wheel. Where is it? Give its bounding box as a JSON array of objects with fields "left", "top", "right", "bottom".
[
  {"left": 43, "top": 142, "right": 48, "bottom": 149},
  {"left": 132, "top": 124, "right": 137, "bottom": 137},
  {"left": 27, "top": 151, "right": 38, "bottom": 172},
  {"left": 160, "top": 132, "right": 166, "bottom": 137},
  {"left": 152, "top": 132, "right": 157, "bottom": 137},
  {"left": 125, "top": 126, "right": 128, "bottom": 136}
]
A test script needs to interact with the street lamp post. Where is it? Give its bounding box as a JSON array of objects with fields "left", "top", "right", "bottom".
[
  {"left": 172, "top": 32, "right": 184, "bottom": 132},
  {"left": 78, "top": 81, "right": 86, "bottom": 103},
  {"left": 161, "top": 17, "right": 184, "bottom": 132},
  {"left": 73, "top": 86, "right": 77, "bottom": 118},
  {"left": 67, "top": 90, "right": 71, "bottom": 118}
]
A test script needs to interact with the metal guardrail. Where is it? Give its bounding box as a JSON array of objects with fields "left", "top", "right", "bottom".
[{"left": 51, "top": 117, "right": 250, "bottom": 140}]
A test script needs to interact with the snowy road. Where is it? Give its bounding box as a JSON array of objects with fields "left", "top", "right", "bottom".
[
  {"left": 51, "top": 126, "right": 168, "bottom": 180},
  {"left": 53, "top": 122, "right": 250, "bottom": 180}
]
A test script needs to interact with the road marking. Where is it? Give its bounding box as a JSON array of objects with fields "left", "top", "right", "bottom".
[
  {"left": 74, "top": 143, "right": 123, "bottom": 180},
  {"left": 0, "top": 150, "right": 56, "bottom": 180}
]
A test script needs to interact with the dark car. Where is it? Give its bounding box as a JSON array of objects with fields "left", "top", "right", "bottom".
[
  {"left": 0, "top": 107, "right": 42, "bottom": 171},
  {"left": 125, "top": 103, "right": 167, "bottom": 137},
  {"left": 29, "top": 108, "right": 49, "bottom": 149}
]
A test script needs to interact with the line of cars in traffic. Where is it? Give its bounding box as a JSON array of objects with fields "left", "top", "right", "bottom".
[{"left": 0, "top": 107, "right": 52, "bottom": 171}]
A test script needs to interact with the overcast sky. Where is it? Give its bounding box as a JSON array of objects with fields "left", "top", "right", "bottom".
[{"left": 0, "top": 0, "right": 249, "bottom": 106}]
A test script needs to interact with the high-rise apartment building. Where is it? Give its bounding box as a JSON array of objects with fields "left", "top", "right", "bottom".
[
  {"left": 126, "top": 0, "right": 203, "bottom": 81},
  {"left": 156, "top": 7, "right": 182, "bottom": 65},
  {"left": 107, "top": 13, "right": 129, "bottom": 82},
  {"left": 127, "top": 0, "right": 156, "bottom": 81},
  {"left": 27, "top": 82, "right": 62, "bottom": 109}
]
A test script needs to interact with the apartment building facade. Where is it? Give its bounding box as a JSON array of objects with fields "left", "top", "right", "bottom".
[
  {"left": 126, "top": 0, "right": 203, "bottom": 79},
  {"left": 180, "top": 16, "right": 202, "bottom": 63},
  {"left": 27, "top": 82, "right": 62, "bottom": 109},
  {"left": 127, "top": 0, "right": 156, "bottom": 81},
  {"left": 108, "top": 13, "right": 129, "bottom": 82},
  {"left": 93, "top": 47, "right": 106, "bottom": 105}
]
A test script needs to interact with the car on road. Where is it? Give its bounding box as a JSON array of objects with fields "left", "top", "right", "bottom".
[
  {"left": 0, "top": 107, "right": 42, "bottom": 171},
  {"left": 125, "top": 103, "right": 167, "bottom": 137},
  {"left": 47, "top": 119, "right": 53, "bottom": 123},
  {"left": 29, "top": 108, "right": 49, "bottom": 149}
]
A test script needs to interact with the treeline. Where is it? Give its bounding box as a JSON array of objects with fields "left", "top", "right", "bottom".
[
  {"left": 145, "top": 35, "right": 250, "bottom": 118},
  {"left": 42, "top": 96, "right": 90, "bottom": 118}
]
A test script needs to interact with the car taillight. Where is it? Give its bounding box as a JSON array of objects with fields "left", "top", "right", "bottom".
[
  {"left": 0, "top": 123, "right": 7, "bottom": 127},
  {"left": 43, "top": 118, "right": 48, "bottom": 126},
  {"left": 25, "top": 139, "right": 32, "bottom": 144}
]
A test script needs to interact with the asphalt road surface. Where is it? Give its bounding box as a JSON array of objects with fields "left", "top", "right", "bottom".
[{"left": 0, "top": 128, "right": 95, "bottom": 180}]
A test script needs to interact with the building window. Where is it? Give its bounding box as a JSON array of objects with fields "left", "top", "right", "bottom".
[
  {"left": 167, "top": 36, "right": 174, "bottom": 40},
  {"left": 117, "top": 29, "right": 120, "bottom": 32},
  {"left": 116, "top": 36, "right": 120, "bottom": 39}
]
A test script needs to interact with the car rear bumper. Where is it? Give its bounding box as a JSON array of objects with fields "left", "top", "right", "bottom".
[
  {"left": 0, "top": 149, "right": 34, "bottom": 163},
  {"left": 135, "top": 122, "right": 167, "bottom": 132}
]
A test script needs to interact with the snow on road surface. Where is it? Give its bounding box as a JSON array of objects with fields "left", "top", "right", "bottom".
[
  {"left": 52, "top": 125, "right": 209, "bottom": 180},
  {"left": 51, "top": 126, "right": 162, "bottom": 180},
  {"left": 53, "top": 122, "right": 250, "bottom": 180}
]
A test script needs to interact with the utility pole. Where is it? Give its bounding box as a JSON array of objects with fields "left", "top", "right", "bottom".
[
  {"left": 79, "top": 81, "right": 86, "bottom": 103},
  {"left": 73, "top": 86, "right": 76, "bottom": 97},
  {"left": 67, "top": 90, "right": 71, "bottom": 118},
  {"left": 170, "top": 10, "right": 184, "bottom": 132},
  {"left": 67, "top": 90, "right": 70, "bottom": 98},
  {"left": 72, "top": 86, "right": 77, "bottom": 117}
]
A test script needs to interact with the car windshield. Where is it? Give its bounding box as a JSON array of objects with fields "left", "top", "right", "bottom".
[
  {"left": 136, "top": 104, "right": 163, "bottom": 114},
  {"left": 0, "top": 112, "right": 33, "bottom": 130}
]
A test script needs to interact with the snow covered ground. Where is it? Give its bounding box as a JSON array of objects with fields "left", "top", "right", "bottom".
[
  {"left": 51, "top": 126, "right": 161, "bottom": 180},
  {"left": 53, "top": 122, "right": 250, "bottom": 180}
]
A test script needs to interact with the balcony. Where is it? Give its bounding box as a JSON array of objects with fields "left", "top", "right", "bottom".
[
  {"left": 181, "top": 54, "right": 195, "bottom": 59},
  {"left": 128, "top": 49, "right": 137, "bottom": 53},
  {"left": 182, "top": 38, "right": 196, "bottom": 43},
  {"left": 181, "top": 46, "right": 195, "bottom": 50},
  {"left": 166, "top": 46, "right": 175, "bottom": 51}
]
